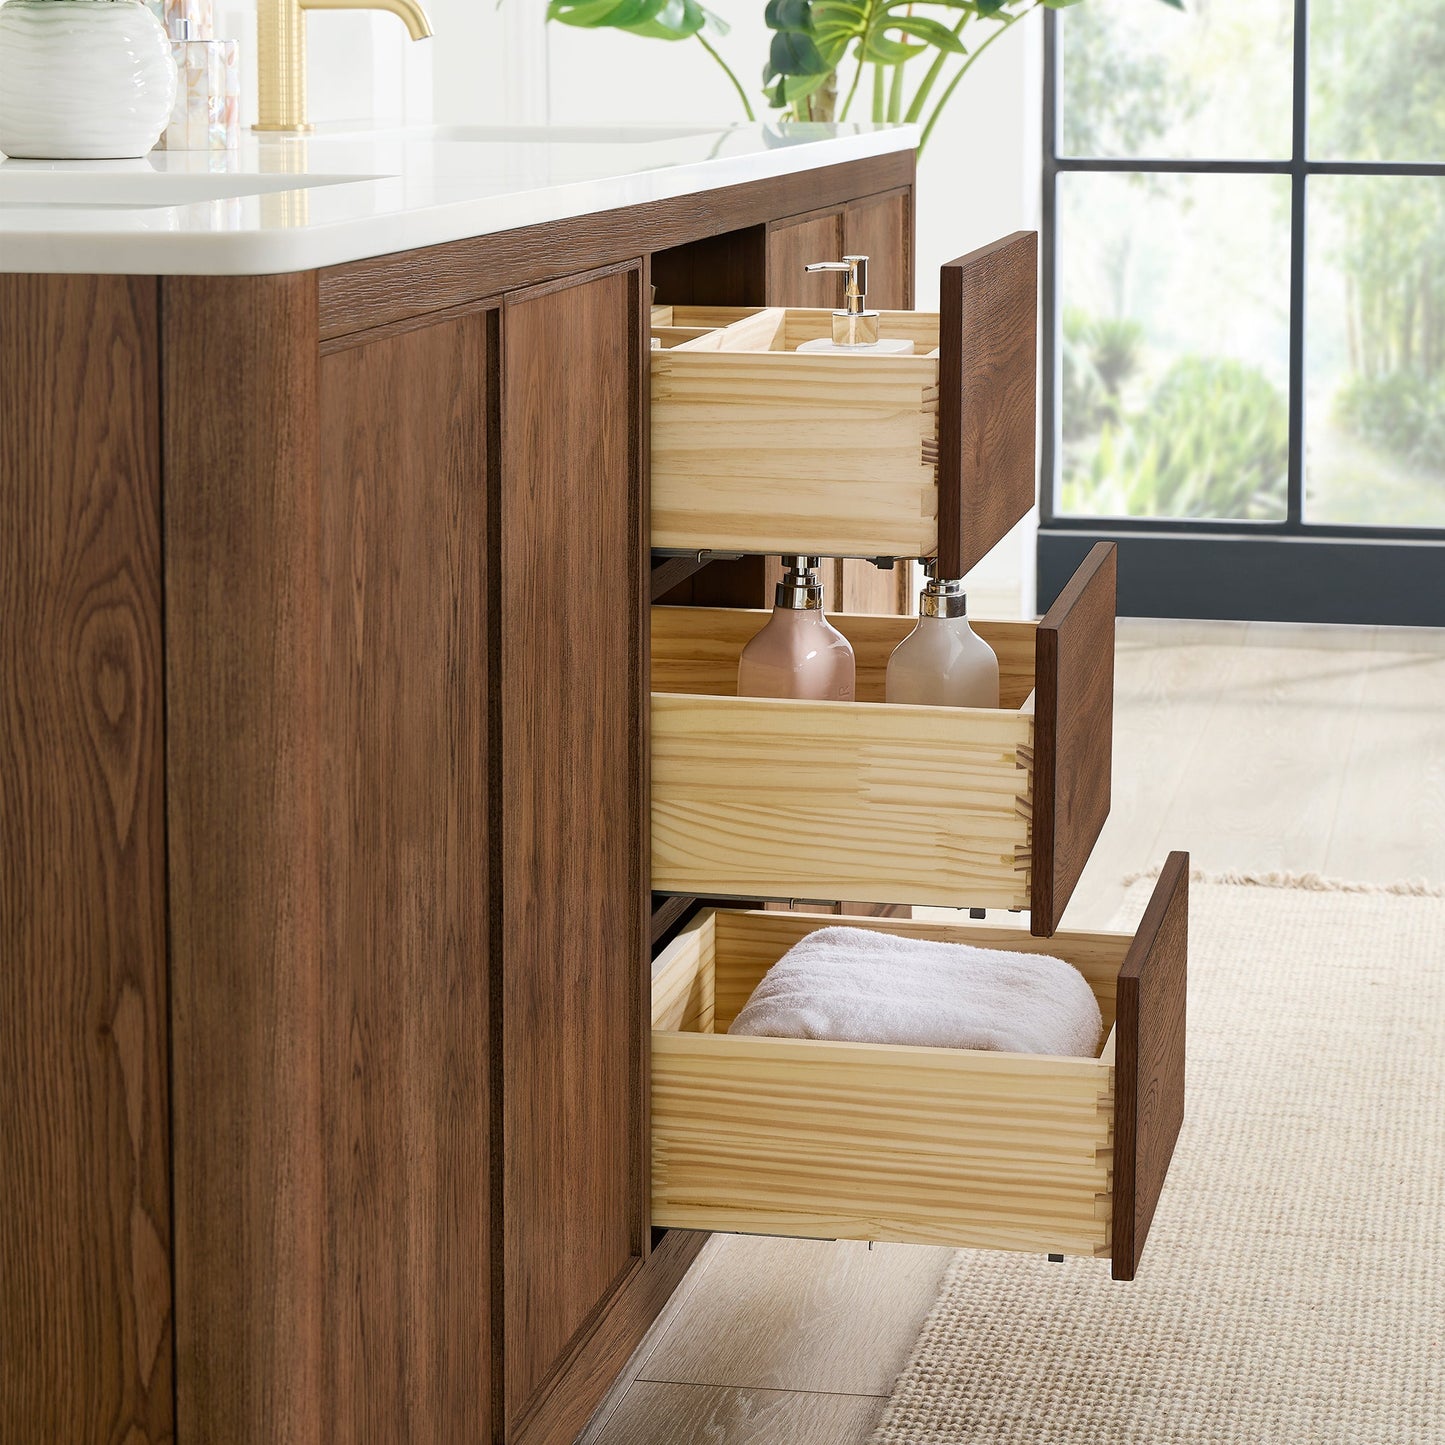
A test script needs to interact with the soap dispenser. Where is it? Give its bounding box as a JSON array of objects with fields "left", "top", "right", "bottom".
[
  {"left": 797, "top": 256, "right": 915, "bottom": 355},
  {"left": 737, "top": 557, "right": 856, "bottom": 701},
  {"left": 885, "top": 572, "right": 1000, "bottom": 708}
]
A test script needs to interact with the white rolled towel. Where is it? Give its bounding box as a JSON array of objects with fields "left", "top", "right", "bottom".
[{"left": 728, "top": 926, "right": 1103, "bottom": 1058}]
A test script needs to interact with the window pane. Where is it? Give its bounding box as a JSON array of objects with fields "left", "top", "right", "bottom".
[
  {"left": 1310, "top": 0, "right": 1445, "bottom": 162},
  {"left": 1057, "top": 172, "right": 1292, "bottom": 522},
  {"left": 1059, "top": 0, "right": 1294, "bottom": 160},
  {"left": 1305, "top": 177, "right": 1445, "bottom": 527}
]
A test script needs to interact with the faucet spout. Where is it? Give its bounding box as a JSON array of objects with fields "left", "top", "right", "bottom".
[
  {"left": 255, "top": 0, "right": 434, "bottom": 132},
  {"left": 301, "top": 0, "right": 434, "bottom": 42}
]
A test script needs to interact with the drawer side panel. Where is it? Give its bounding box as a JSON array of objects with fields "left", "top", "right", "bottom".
[
  {"left": 651, "top": 347, "right": 938, "bottom": 558},
  {"left": 651, "top": 693, "right": 1033, "bottom": 908},
  {"left": 652, "top": 1032, "right": 1113, "bottom": 1255}
]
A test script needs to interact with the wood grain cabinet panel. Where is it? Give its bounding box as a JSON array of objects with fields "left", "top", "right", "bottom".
[
  {"left": 844, "top": 189, "right": 912, "bottom": 310},
  {"left": 766, "top": 208, "right": 846, "bottom": 307},
  {"left": 165, "top": 273, "right": 329, "bottom": 1445},
  {"left": 500, "top": 263, "right": 649, "bottom": 1434},
  {"left": 0, "top": 274, "right": 172, "bottom": 1445},
  {"left": 316, "top": 313, "right": 496, "bottom": 1443},
  {"left": 166, "top": 279, "right": 495, "bottom": 1444}
]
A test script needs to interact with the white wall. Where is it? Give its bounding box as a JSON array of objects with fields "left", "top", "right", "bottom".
[
  {"left": 216, "top": 4, "right": 432, "bottom": 129},
  {"left": 417, "top": 1, "right": 1042, "bottom": 275},
  {"left": 281, "top": 0, "right": 1041, "bottom": 610}
]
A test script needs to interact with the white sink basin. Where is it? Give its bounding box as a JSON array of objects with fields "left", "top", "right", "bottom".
[
  {"left": 412, "top": 124, "right": 730, "bottom": 145},
  {"left": 0, "top": 169, "right": 388, "bottom": 208}
]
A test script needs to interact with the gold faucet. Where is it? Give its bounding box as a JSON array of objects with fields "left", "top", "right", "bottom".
[{"left": 254, "top": 0, "right": 434, "bottom": 132}]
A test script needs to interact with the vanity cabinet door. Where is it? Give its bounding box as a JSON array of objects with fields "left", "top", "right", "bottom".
[
  {"left": 766, "top": 206, "right": 846, "bottom": 307},
  {"left": 845, "top": 189, "right": 912, "bottom": 310},
  {"left": 765, "top": 194, "right": 912, "bottom": 312},
  {"left": 166, "top": 283, "right": 496, "bottom": 1445},
  {"left": 500, "top": 261, "right": 650, "bottom": 1437}
]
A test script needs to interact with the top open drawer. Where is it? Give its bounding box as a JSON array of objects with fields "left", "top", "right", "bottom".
[{"left": 650, "top": 232, "right": 1037, "bottom": 575}]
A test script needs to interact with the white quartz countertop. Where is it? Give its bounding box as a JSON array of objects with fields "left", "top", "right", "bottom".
[{"left": 0, "top": 121, "right": 918, "bottom": 276}]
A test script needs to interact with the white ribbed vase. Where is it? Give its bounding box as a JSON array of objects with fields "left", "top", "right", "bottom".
[{"left": 0, "top": 0, "right": 177, "bottom": 159}]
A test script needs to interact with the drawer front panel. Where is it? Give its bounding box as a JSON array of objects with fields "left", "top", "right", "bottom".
[{"left": 649, "top": 859, "right": 1189, "bottom": 1278}]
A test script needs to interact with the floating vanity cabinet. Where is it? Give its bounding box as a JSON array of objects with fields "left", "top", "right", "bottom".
[
  {"left": 650, "top": 852, "right": 1189, "bottom": 1281},
  {"left": 651, "top": 232, "right": 1037, "bottom": 575},
  {"left": 2, "top": 134, "right": 1195, "bottom": 1445},
  {"left": 651, "top": 542, "right": 1116, "bottom": 933}
]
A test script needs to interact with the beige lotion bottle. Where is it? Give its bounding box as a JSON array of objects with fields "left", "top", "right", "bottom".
[
  {"left": 737, "top": 557, "right": 856, "bottom": 701},
  {"left": 885, "top": 575, "right": 1000, "bottom": 708},
  {"left": 796, "top": 255, "right": 915, "bottom": 356}
]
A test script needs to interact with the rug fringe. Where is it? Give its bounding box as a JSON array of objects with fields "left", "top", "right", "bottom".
[{"left": 1122, "top": 864, "right": 1445, "bottom": 896}]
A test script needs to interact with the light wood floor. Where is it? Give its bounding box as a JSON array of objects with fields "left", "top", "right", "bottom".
[{"left": 586, "top": 619, "right": 1445, "bottom": 1445}]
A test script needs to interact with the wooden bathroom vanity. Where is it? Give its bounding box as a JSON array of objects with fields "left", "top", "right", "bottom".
[{"left": 1, "top": 125, "right": 1187, "bottom": 1445}]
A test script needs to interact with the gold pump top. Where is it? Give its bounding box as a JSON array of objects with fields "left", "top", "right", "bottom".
[{"left": 804, "top": 254, "right": 881, "bottom": 347}]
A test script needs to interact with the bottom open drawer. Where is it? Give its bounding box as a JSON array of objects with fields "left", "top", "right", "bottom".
[{"left": 650, "top": 853, "right": 1188, "bottom": 1281}]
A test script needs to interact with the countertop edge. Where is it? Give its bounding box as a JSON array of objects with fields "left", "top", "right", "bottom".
[{"left": 0, "top": 126, "right": 919, "bottom": 277}]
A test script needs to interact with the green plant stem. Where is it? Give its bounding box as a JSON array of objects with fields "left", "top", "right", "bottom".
[
  {"left": 919, "top": 7, "right": 1021, "bottom": 152},
  {"left": 887, "top": 59, "right": 907, "bottom": 122},
  {"left": 839, "top": 53, "right": 865, "bottom": 121},
  {"left": 695, "top": 30, "right": 756, "bottom": 121},
  {"left": 872, "top": 62, "right": 885, "bottom": 122},
  {"left": 904, "top": 9, "right": 974, "bottom": 125}
]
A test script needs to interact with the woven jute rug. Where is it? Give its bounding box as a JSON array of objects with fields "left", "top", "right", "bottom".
[{"left": 871, "top": 871, "right": 1445, "bottom": 1445}]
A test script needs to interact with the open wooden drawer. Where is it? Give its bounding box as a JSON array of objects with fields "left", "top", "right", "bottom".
[
  {"left": 651, "top": 542, "right": 1115, "bottom": 935},
  {"left": 651, "top": 232, "right": 1038, "bottom": 575},
  {"left": 650, "top": 853, "right": 1188, "bottom": 1280}
]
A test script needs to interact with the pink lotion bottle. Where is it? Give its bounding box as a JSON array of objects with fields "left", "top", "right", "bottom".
[{"left": 737, "top": 556, "right": 856, "bottom": 701}]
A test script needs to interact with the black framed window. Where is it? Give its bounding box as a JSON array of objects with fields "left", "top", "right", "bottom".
[{"left": 1039, "top": 0, "right": 1445, "bottom": 625}]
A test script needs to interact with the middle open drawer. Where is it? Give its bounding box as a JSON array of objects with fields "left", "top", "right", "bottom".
[{"left": 651, "top": 542, "right": 1116, "bottom": 935}]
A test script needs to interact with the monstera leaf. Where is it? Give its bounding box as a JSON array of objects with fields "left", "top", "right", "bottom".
[
  {"left": 764, "top": 0, "right": 966, "bottom": 111},
  {"left": 765, "top": 0, "right": 1183, "bottom": 129},
  {"left": 762, "top": 0, "right": 850, "bottom": 110},
  {"left": 546, "top": 0, "right": 756, "bottom": 117},
  {"left": 546, "top": 0, "right": 728, "bottom": 42}
]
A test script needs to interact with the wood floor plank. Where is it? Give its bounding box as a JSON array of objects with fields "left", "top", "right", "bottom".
[
  {"left": 576, "top": 1237, "right": 727, "bottom": 1445},
  {"left": 1143, "top": 639, "right": 1372, "bottom": 882},
  {"left": 638, "top": 1237, "right": 952, "bottom": 1396},
  {"left": 594, "top": 1382, "right": 884, "bottom": 1445},
  {"left": 1323, "top": 639, "right": 1445, "bottom": 883},
  {"left": 1065, "top": 629, "right": 1242, "bottom": 927}
]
